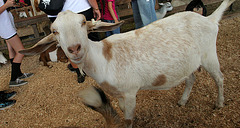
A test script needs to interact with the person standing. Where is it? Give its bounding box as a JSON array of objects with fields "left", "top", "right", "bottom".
[
  {"left": 131, "top": 0, "right": 157, "bottom": 29},
  {"left": 0, "top": 0, "right": 33, "bottom": 87},
  {"left": 100, "top": 0, "right": 120, "bottom": 37}
]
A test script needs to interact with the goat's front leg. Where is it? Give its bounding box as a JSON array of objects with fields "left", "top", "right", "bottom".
[
  {"left": 123, "top": 93, "right": 137, "bottom": 128},
  {"left": 118, "top": 97, "right": 125, "bottom": 112},
  {"left": 178, "top": 73, "right": 195, "bottom": 106}
]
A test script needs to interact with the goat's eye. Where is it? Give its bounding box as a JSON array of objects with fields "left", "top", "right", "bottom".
[
  {"left": 82, "top": 21, "right": 86, "bottom": 26},
  {"left": 53, "top": 30, "right": 58, "bottom": 34}
]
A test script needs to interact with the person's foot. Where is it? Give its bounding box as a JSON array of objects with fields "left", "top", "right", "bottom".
[
  {"left": 0, "top": 100, "right": 16, "bottom": 110},
  {"left": 9, "top": 79, "right": 28, "bottom": 87},
  {"left": 67, "top": 64, "right": 78, "bottom": 72},
  {"left": 0, "top": 91, "right": 17, "bottom": 100},
  {"left": 18, "top": 73, "right": 34, "bottom": 79}
]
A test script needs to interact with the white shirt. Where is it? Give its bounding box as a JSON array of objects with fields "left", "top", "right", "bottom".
[
  {"left": 48, "top": 0, "right": 91, "bottom": 17},
  {"left": 0, "top": 0, "right": 17, "bottom": 39}
]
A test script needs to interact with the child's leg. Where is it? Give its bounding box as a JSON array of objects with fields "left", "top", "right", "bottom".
[
  {"left": 6, "top": 35, "right": 25, "bottom": 81},
  {"left": 6, "top": 42, "right": 15, "bottom": 60},
  {"left": 6, "top": 34, "right": 24, "bottom": 63}
]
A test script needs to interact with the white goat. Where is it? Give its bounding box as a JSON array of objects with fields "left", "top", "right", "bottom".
[
  {"left": 156, "top": 2, "right": 173, "bottom": 19},
  {"left": 0, "top": 51, "right": 7, "bottom": 65},
  {"left": 20, "top": 0, "right": 235, "bottom": 127}
]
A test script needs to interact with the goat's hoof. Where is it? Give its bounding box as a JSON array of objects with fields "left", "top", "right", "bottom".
[
  {"left": 177, "top": 100, "right": 187, "bottom": 106},
  {"left": 77, "top": 74, "right": 86, "bottom": 83},
  {"left": 214, "top": 103, "right": 224, "bottom": 109},
  {"left": 48, "top": 65, "right": 53, "bottom": 68}
]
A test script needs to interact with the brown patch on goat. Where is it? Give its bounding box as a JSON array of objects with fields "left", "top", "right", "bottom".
[
  {"left": 39, "top": 44, "right": 68, "bottom": 67},
  {"left": 57, "top": 47, "right": 68, "bottom": 63},
  {"left": 135, "top": 29, "right": 143, "bottom": 36},
  {"left": 124, "top": 119, "right": 132, "bottom": 127},
  {"left": 100, "top": 81, "right": 123, "bottom": 98},
  {"left": 152, "top": 74, "right": 167, "bottom": 86},
  {"left": 102, "top": 40, "right": 113, "bottom": 62}
]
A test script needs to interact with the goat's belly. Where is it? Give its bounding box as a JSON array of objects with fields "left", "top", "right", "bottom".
[
  {"left": 140, "top": 76, "right": 188, "bottom": 90},
  {"left": 139, "top": 57, "right": 200, "bottom": 90}
]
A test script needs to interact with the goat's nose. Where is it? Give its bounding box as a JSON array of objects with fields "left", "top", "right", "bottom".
[{"left": 68, "top": 44, "right": 81, "bottom": 55}]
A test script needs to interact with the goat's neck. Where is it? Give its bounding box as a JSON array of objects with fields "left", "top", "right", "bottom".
[
  {"left": 160, "top": 5, "right": 168, "bottom": 15},
  {"left": 81, "top": 39, "right": 108, "bottom": 82}
]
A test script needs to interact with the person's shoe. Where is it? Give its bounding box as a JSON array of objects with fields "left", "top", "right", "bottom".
[
  {"left": 67, "top": 64, "right": 78, "bottom": 73},
  {"left": 0, "top": 100, "right": 16, "bottom": 110},
  {"left": 18, "top": 73, "right": 34, "bottom": 79},
  {"left": 77, "top": 73, "right": 86, "bottom": 83},
  {"left": 0, "top": 91, "right": 17, "bottom": 100},
  {"left": 9, "top": 79, "right": 28, "bottom": 87}
]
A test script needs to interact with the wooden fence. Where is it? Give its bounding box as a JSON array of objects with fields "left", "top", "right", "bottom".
[{"left": 0, "top": 6, "right": 50, "bottom": 51}]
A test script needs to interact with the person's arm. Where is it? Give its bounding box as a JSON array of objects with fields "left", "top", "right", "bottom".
[
  {"left": 107, "top": 1, "right": 118, "bottom": 23},
  {"left": 87, "top": 0, "right": 101, "bottom": 20},
  {"left": 0, "top": 0, "right": 15, "bottom": 14}
]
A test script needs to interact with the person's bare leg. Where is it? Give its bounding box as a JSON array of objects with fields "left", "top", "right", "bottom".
[
  {"left": 6, "top": 35, "right": 24, "bottom": 63},
  {"left": 6, "top": 42, "right": 15, "bottom": 59}
]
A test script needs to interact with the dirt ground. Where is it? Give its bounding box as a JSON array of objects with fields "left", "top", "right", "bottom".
[{"left": 0, "top": 4, "right": 240, "bottom": 128}]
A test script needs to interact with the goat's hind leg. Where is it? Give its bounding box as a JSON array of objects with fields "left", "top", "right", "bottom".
[
  {"left": 202, "top": 53, "right": 224, "bottom": 108},
  {"left": 178, "top": 73, "right": 196, "bottom": 106}
]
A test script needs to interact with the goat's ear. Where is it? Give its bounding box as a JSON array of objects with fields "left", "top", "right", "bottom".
[
  {"left": 159, "top": 3, "right": 164, "bottom": 6},
  {"left": 19, "top": 33, "right": 57, "bottom": 56},
  {"left": 87, "top": 20, "right": 124, "bottom": 33}
]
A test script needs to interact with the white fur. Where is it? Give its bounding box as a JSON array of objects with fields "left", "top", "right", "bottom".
[
  {"left": 0, "top": 52, "right": 7, "bottom": 64},
  {"left": 49, "top": 49, "right": 58, "bottom": 62}
]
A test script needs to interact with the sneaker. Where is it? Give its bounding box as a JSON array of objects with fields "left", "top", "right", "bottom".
[
  {"left": 0, "top": 91, "right": 17, "bottom": 100},
  {"left": 0, "top": 100, "right": 16, "bottom": 110},
  {"left": 67, "top": 64, "right": 78, "bottom": 72},
  {"left": 18, "top": 73, "right": 34, "bottom": 79},
  {"left": 9, "top": 79, "right": 28, "bottom": 87},
  {"left": 78, "top": 73, "right": 86, "bottom": 83}
]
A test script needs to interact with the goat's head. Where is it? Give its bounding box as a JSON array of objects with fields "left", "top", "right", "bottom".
[
  {"left": 159, "top": 2, "right": 173, "bottom": 11},
  {"left": 20, "top": 10, "right": 124, "bottom": 64}
]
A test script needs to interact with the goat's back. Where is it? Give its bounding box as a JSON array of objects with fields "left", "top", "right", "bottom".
[{"left": 103, "top": 12, "right": 218, "bottom": 89}]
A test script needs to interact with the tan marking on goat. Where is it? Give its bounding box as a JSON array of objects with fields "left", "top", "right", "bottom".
[
  {"left": 124, "top": 119, "right": 132, "bottom": 127},
  {"left": 135, "top": 29, "right": 143, "bottom": 36},
  {"left": 152, "top": 74, "right": 167, "bottom": 86},
  {"left": 100, "top": 81, "right": 123, "bottom": 98},
  {"left": 102, "top": 40, "right": 113, "bottom": 62}
]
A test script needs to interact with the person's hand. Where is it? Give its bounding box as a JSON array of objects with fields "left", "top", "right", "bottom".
[
  {"left": 93, "top": 8, "right": 101, "bottom": 21},
  {"left": 5, "top": 0, "right": 15, "bottom": 8},
  {"left": 114, "top": 20, "right": 119, "bottom": 23}
]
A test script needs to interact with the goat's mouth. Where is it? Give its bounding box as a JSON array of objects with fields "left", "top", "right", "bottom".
[
  {"left": 71, "top": 54, "right": 84, "bottom": 64},
  {"left": 72, "top": 57, "right": 81, "bottom": 61}
]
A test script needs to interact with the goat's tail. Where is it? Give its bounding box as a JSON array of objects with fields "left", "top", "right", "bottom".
[
  {"left": 208, "top": 0, "right": 236, "bottom": 24},
  {"left": 79, "top": 86, "right": 121, "bottom": 128}
]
